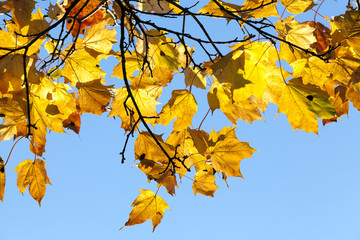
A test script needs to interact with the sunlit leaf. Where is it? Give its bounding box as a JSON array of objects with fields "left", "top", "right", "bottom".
[
  {"left": 14, "top": 159, "right": 51, "bottom": 205},
  {"left": 125, "top": 189, "right": 170, "bottom": 231}
]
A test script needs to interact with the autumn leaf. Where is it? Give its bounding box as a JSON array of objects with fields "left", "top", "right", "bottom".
[
  {"left": 290, "top": 57, "right": 332, "bottom": 87},
  {"left": 62, "top": 112, "right": 81, "bottom": 134},
  {"left": 285, "top": 22, "right": 316, "bottom": 50},
  {"left": 192, "top": 169, "right": 218, "bottom": 197},
  {"left": 135, "top": 131, "right": 173, "bottom": 164},
  {"left": 156, "top": 90, "right": 198, "bottom": 131},
  {"left": 82, "top": 21, "right": 117, "bottom": 55},
  {"left": 278, "top": 78, "right": 336, "bottom": 133},
  {"left": 14, "top": 159, "right": 51, "bottom": 205},
  {"left": 280, "top": 0, "right": 316, "bottom": 14},
  {"left": 184, "top": 66, "right": 207, "bottom": 89},
  {"left": 206, "top": 128, "right": 256, "bottom": 177},
  {"left": 62, "top": 49, "right": 106, "bottom": 86},
  {"left": 308, "top": 21, "right": 331, "bottom": 53},
  {"left": 139, "top": 29, "right": 181, "bottom": 71},
  {"left": 137, "top": 159, "right": 178, "bottom": 195},
  {"left": 139, "top": 0, "right": 181, "bottom": 14},
  {"left": 0, "top": 157, "right": 5, "bottom": 202},
  {"left": 197, "top": 0, "right": 241, "bottom": 21},
  {"left": 208, "top": 80, "right": 262, "bottom": 124},
  {"left": 125, "top": 189, "right": 170, "bottom": 231},
  {"left": 65, "top": 0, "right": 105, "bottom": 35},
  {"left": 109, "top": 87, "right": 159, "bottom": 131},
  {"left": 331, "top": 10, "right": 360, "bottom": 56},
  {"left": 76, "top": 80, "right": 113, "bottom": 115}
]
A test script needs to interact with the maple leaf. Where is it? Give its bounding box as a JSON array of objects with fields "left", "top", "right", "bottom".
[
  {"left": 139, "top": 0, "right": 181, "bottom": 14},
  {"left": 166, "top": 128, "right": 203, "bottom": 176},
  {"left": 3, "top": 0, "right": 36, "bottom": 30},
  {"left": 112, "top": 51, "right": 143, "bottom": 80},
  {"left": 0, "top": 157, "right": 5, "bottom": 202},
  {"left": 137, "top": 159, "right": 178, "bottom": 195},
  {"left": 76, "top": 80, "right": 113, "bottom": 115},
  {"left": 241, "top": 0, "right": 278, "bottom": 20},
  {"left": 280, "top": 0, "right": 316, "bottom": 14},
  {"left": 130, "top": 75, "right": 163, "bottom": 100},
  {"left": 138, "top": 29, "right": 181, "bottom": 71},
  {"left": 208, "top": 80, "right": 262, "bottom": 124},
  {"left": 125, "top": 189, "right": 170, "bottom": 231},
  {"left": 109, "top": 87, "right": 159, "bottom": 131},
  {"left": 184, "top": 66, "right": 207, "bottom": 90},
  {"left": 135, "top": 132, "right": 173, "bottom": 164},
  {"left": 14, "top": 159, "right": 51, "bottom": 205},
  {"left": 62, "top": 112, "right": 81, "bottom": 134},
  {"left": 290, "top": 57, "right": 332, "bottom": 87},
  {"left": 308, "top": 21, "right": 331, "bottom": 53},
  {"left": 156, "top": 90, "right": 198, "bottom": 131},
  {"left": 206, "top": 128, "right": 256, "bottom": 177},
  {"left": 276, "top": 16, "right": 316, "bottom": 50},
  {"left": 65, "top": 0, "right": 105, "bottom": 35},
  {"left": 331, "top": 10, "right": 360, "bottom": 56},
  {"left": 197, "top": 0, "right": 241, "bottom": 21},
  {"left": 62, "top": 49, "right": 106, "bottom": 86},
  {"left": 277, "top": 78, "right": 336, "bottom": 133},
  {"left": 82, "top": 21, "right": 117, "bottom": 55},
  {"left": 47, "top": 1, "right": 66, "bottom": 21},
  {"left": 192, "top": 168, "right": 218, "bottom": 197}
]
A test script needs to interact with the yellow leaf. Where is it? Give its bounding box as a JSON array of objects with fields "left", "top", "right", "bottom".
[
  {"left": 62, "top": 49, "right": 106, "bottom": 86},
  {"left": 3, "top": 0, "right": 36, "bottom": 29},
  {"left": 0, "top": 54, "right": 38, "bottom": 94},
  {"left": 208, "top": 48, "right": 247, "bottom": 89},
  {"left": 109, "top": 87, "right": 159, "bottom": 131},
  {"left": 130, "top": 75, "right": 163, "bottom": 100},
  {"left": 207, "top": 80, "right": 262, "bottom": 124},
  {"left": 0, "top": 118, "right": 18, "bottom": 141},
  {"left": 0, "top": 97, "right": 27, "bottom": 123},
  {"left": 197, "top": 0, "right": 241, "bottom": 20},
  {"left": 14, "top": 159, "right": 51, "bottom": 206},
  {"left": 125, "top": 189, "right": 170, "bottom": 231},
  {"left": 241, "top": 0, "right": 278, "bottom": 19},
  {"left": 156, "top": 90, "right": 197, "bottom": 131},
  {"left": 209, "top": 126, "right": 236, "bottom": 143},
  {"left": 137, "top": 159, "right": 178, "bottom": 195},
  {"left": 285, "top": 22, "right": 316, "bottom": 50},
  {"left": 112, "top": 51, "right": 143, "bottom": 79},
  {"left": 280, "top": 0, "right": 316, "bottom": 14},
  {"left": 138, "top": 29, "right": 180, "bottom": 71},
  {"left": 83, "top": 21, "right": 117, "bottom": 54},
  {"left": 278, "top": 78, "right": 336, "bottom": 133},
  {"left": 135, "top": 131, "right": 173, "bottom": 165},
  {"left": 331, "top": 10, "right": 360, "bottom": 56},
  {"left": 21, "top": 8, "right": 50, "bottom": 36},
  {"left": 184, "top": 66, "right": 207, "bottom": 89},
  {"left": 206, "top": 128, "right": 256, "bottom": 177},
  {"left": 192, "top": 169, "right": 218, "bottom": 197},
  {"left": 291, "top": 57, "right": 332, "bottom": 87},
  {"left": 0, "top": 157, "right": 5, "bottom": 202},
  {"left": 76, "top": 80, "right": 113, "bottom": 115}
]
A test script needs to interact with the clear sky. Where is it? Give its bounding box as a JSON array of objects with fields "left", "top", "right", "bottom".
[{"left": 1, "top": 1, "right": 360, "bottom": 240}]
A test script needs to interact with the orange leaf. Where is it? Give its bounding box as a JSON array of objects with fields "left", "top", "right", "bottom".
[{"left": 65, "top": 0, "right": 105, "bottom": 35}]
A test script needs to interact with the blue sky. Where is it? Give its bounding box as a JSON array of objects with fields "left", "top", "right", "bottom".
[{"left": 1, "top": 1, "right": 360, "bottom": 240}]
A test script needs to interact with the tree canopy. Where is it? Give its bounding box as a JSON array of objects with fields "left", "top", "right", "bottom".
[{"left": 0, "top": 0, "right": 359, "bottom": 231}]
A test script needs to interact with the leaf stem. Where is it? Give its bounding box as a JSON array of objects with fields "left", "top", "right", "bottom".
[{"left": 5, "top": 136, "right": 24, "bottom": 166}]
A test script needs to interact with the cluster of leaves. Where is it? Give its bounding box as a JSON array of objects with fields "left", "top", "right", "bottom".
[{"left": 0, "top": 0, "right": 360, "bottom": 231}]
